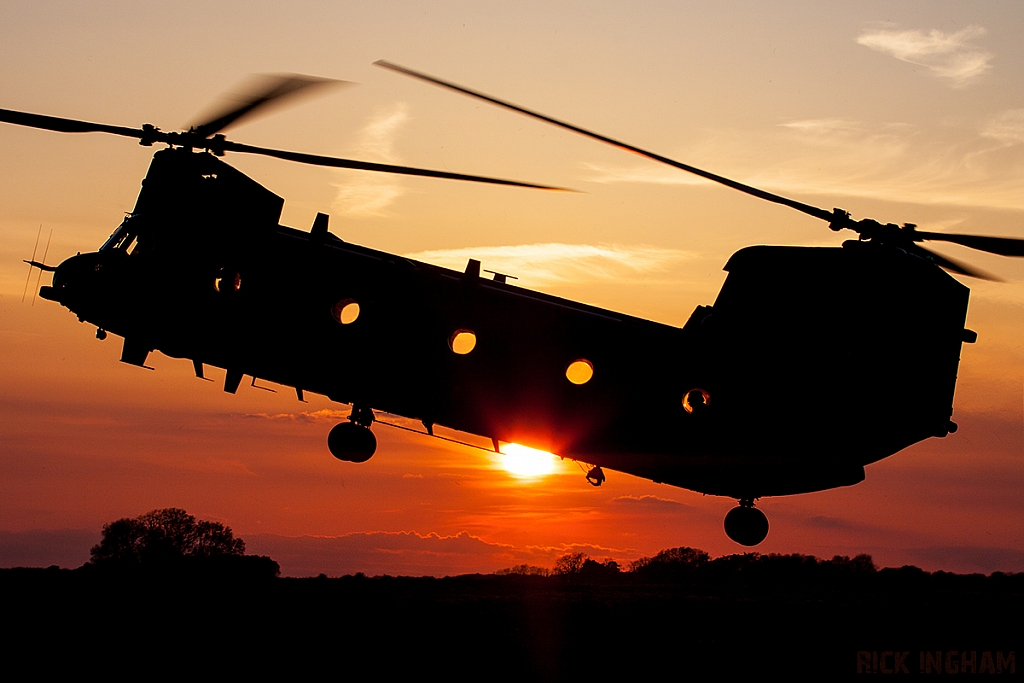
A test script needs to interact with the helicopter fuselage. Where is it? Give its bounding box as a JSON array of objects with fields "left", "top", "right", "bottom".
[{"left": 41, "top": 148, "right": 972, "bottom": 500}]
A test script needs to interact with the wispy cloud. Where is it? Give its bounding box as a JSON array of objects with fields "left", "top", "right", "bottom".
[
  {"left": 333, "top": 103, "right": 410, "bottom": 216},
  {"left": 244, "top": 530, "right": 635, "bottom": 576},
  {"left": 581, "top": 161, "right": 709, "bottom": 185},
  {"left": 981, "top": 109, "right": 1024, "bottom": 145},
  {"left": 403, "top": 243, "right": 693, "bottom": 288},
  {"left": 243, "top": 409, "right": 438, "bottom": 438},
  {"left": 780, "top": 119, "right": 861, "bottom": 135},
  {"left": 778, "top": 118, "right": 885, "bottom": 141},
  {"left": 579, "top": 116, "right": 1024, "bottom": 212},
  {"left": 857, "top": 26, "right": 992, "bottom": 87},
  {"left": 244, "top": 408, "right": 348, "bottom": 423},
  {"left": 608, "top": 495, "right": 693, "bottom": 513}
]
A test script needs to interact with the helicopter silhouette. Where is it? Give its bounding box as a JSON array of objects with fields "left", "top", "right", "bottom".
[{"left": 6, "top": 64, "right": 1024, "bottom": 546}]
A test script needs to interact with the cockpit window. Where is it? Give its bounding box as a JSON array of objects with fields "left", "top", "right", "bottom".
[{"left": 100, "top": 215, "right": 139, "bottom": 253}]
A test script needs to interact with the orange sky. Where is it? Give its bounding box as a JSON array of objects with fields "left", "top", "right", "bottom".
[{"left": 2, "top": 1, "right": 1024, "bottom": 576}]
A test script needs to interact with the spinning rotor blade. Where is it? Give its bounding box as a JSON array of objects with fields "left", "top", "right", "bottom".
[
  {"left": 0, "top": 106, "right": 569, "bottom": 191},
  {"left": 374, "top": 60, "right": 836, "bottom": 224},
  {"left": 0, "top": 108, "right": 145, "bottom": 140},
  {"left": 905, "top": 243, "right": 997, "bottom": 281},
  {"left": 189, "top": 74, "right": 345, "bottom": 138},
  {"left": 376, "top": 60, "right": 1024, "bottom": 277},
  {"left": 222, "top": 139, "right": 571, "bottom": 190},
  {"left": 912, "top": 231, "right": 1024, "bottom": 258}
]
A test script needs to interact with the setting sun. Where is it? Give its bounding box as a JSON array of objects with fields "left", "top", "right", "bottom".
[{"left": 498, "top": 444, "right": 558, "bottom": 478}]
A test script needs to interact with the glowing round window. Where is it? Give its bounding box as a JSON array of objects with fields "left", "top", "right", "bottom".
[
  {"left": 332, "top": 299, "right": 360, "bottom": 325},
  {"left": 682, "top": 388, "right": 710, "bottom": 414},
  {"left": 565, "top": 359, "right": 594, "bottom": 385},
  {"left": 214, "top": 269, "right": 241, "bottom": 293},
  {"left": 449, "top": 329, "right": 477, "bottom": 355}
]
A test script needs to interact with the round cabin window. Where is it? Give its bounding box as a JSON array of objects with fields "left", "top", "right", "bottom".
[
  {"left": 449, "top": 329, "right": 477, "bottom": 355},
  {"left": 213, "top": 269, "right": 241, "bottom": 293},
  {"left": 682, "top": 388, "right": 710, "bottom": 414},
  {"left": 332, "top": 299, "right": 360, "bottom": 325},
  {"left": 565, "top": 359, "right": 594, "bottom": 385}
]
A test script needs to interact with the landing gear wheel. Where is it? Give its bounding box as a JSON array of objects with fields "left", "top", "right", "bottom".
[
  {"left": 724, "top": 504, "right": 769, "bottom": 546},
  {"left": 328, "top": 421, "right": 377, "bottom": 463}
]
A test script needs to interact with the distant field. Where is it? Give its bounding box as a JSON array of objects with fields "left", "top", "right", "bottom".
[{"left": 3, "top": 566, "right": 1020, "bottom": 678}]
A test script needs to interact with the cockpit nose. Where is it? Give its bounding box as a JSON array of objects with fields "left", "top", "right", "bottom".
[{"left": 39, "top": 252, "right": 105, "bottom": 303}]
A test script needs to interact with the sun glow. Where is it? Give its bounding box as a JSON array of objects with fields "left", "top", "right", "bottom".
[{"left": 499, "top": 443, "right": 557, "bottom": 478}]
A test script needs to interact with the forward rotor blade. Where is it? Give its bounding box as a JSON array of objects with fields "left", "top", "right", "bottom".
[
  {"left": 374, "top": 60, "right": 836, "bottom": 223},
  {"left": 0, "top": 105, "right": 569, "bottom": 190},
  {"left": 906, "top": 243, "right": 998, "bottom": 281},
  {"left": 913, "top": 231, "right": 1024, "bottom": 258},
  {"left": 221, "top": 139, "right": 573, "bottom": 191},
  {"left": 0, "top": 108, "right": 145, "bottom": 139},
  {"left": 189, "top": 74, "right": 346, "bottom": 138}
]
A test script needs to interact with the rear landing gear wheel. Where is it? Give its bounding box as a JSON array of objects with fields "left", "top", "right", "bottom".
[
  {"left": 724, "top": 502, "right": 769, "bottom": 546},
  {"left": 328, "top": 421, "right": 377, "bottom": 463}
]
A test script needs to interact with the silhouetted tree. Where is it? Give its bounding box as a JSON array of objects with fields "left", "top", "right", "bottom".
[
  {"left": 89, "top": 508, "right": 246, "bottom": 567},
  {"left": 629, "top": 547, "right": 710, "bottom": 574},
  {"left": 578, "top": 558, "right": 621, "bottom": 581},
  {"left": 826, "top": 554, "right": 876, "bottom": 574},
  {"left": 553, "top": 552, "right": 588, "bottom": 575}
]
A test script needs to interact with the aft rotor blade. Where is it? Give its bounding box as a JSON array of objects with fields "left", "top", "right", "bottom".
[
  {"left": 907, "top": 243, "right": 998, "bottom": 281},
  {"left": 913, "top": 231, "right": 1024, "bottom": 258},
  {"left": 221, "top": 139, "right": 573, "bottom": 191},
  {"left": 190, "top": 74, "right": 346, "bottom": 138},
  {"left": 0, "top": 108, "right": 145, "bottom": 139},
  {"left": 374, "top": 60, "right": 836, "bottom": 223}
]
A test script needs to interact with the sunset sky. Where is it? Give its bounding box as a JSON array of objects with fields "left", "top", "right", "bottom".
[{"left": 2, "top": 1, "right": 1024, "bottom": 576}]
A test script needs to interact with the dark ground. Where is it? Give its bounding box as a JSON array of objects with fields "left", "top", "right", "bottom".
[{"left": 1, "top": 561, "right": 1021, "bottom": 679}]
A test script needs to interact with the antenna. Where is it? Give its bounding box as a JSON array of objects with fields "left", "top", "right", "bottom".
[
  {"left": 21, "top": 224, "right": 41, "bottom": 303},
  {"left": 31, "top": 228, "right": 52, "bottom": 306}
]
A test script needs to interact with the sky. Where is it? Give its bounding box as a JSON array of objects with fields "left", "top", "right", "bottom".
[{"left": 2, "top": 1, "right": 1024, "bottom": 576}]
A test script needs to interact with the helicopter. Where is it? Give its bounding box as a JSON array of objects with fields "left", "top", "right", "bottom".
[{"left": 5, "top": 64, "right": 1024, "bottom": 547}]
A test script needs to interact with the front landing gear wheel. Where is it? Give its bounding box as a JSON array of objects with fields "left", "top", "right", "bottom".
[
  {"left": 328, "top": 422, "right": 377, "bottom": 463},
  {"left": 724, "top": 504, "right": 769, "bottom": 546}
]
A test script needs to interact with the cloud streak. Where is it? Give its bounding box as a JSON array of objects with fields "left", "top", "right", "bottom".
[
  {"left": 244, "top": 408, "right": 349, "bottom": 423},
  {"left": 857, "top": 26, "right": 992, "bottom": 87},
  {"left": 581, "top": 161, "right": 709, "bottom": 186},
  {"left": 608, "top": 495, "right": 694, "bottom": 513},
  {"left": 575, "top": 116, "right": 1024, "bottom": 213},
  {"left": 404, "top": 243, "right": 693, "bottom": 288},
  {"left": 333, "top": 103, "right": 410, "bottom": 216},
  {"left": 244, "top": 530, "right": 635, "bottom": 577},
  {"left": 981, "top": 109, "right": 1024, "bottom": 145}
]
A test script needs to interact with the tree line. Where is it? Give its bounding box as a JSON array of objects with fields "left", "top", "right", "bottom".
[
  {"left": 35, "top": 508, "right": 1024, "bottom": 589},
  {"left": 498, "top": 546, "right": 1024, "bottom": 593},
  {"left": 82, "top": 508, "right": 279, "bottom": 579}
]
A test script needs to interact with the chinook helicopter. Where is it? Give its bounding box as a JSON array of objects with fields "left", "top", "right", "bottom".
[{"left": 6, "top": 65, "right": 1024, "bottom": 547}]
